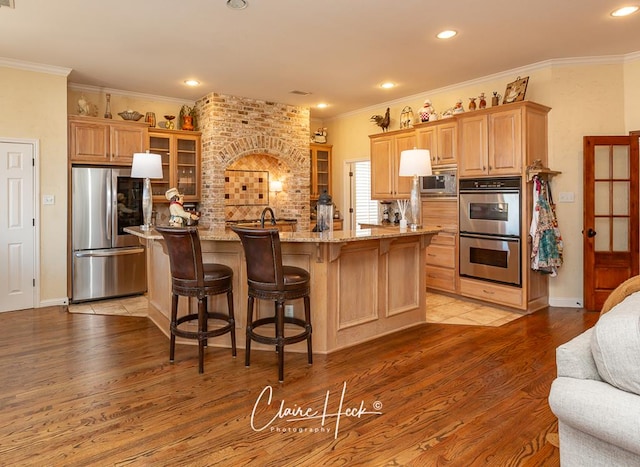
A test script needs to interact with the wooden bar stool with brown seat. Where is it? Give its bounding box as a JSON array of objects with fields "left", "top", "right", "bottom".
[
  {"left": 155, "top": 226, "right": 236, "bottom": 374},
  {"left": 231, "top": 226, "right": 312, "bottom": 382}
]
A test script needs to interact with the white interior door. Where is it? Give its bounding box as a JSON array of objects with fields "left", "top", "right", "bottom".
[{"left": 0, "top": 141, "right": 35, "bottom": 312}]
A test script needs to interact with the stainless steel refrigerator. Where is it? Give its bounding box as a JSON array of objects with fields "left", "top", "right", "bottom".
[{"left": 71, "top": 167, "right": 147, "bottom": 302}]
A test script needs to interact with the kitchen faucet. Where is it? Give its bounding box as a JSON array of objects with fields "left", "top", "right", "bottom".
[{"left": 260, "top": 207, "right": 276, "bottom": 227}]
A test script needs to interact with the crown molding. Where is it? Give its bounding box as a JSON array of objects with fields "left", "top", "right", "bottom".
[
  {"left": 0, "top": 56, "right": 71, "bottom": 76},
  {"left": 332, "top": 51, "right": 639, "bottom": 121}
]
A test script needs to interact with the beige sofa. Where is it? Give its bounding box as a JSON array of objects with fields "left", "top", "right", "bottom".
[{"left": 549, "top": 286, "right": 640, "bottom": 465}]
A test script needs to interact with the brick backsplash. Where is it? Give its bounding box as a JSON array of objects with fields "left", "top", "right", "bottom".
[{"left": 196, "top": 93, "right": 310, "bottom": 231}]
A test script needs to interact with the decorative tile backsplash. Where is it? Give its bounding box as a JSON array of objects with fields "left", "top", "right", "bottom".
[{"left": 224, "top": 170, "right": 269, "bottom": 206}]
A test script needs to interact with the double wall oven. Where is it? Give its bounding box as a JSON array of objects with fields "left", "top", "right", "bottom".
[{"left": 459, "top": 177, "right": 522, "bottom": 287}]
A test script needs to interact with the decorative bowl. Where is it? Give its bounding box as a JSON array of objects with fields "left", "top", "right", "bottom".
[{"left": 118, "top": 110, "right": 143, "bottom": 121}]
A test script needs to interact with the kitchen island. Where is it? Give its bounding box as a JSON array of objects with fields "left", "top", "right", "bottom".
[{"left": 126, "top": 225, "right": 439, "bottom": 354}]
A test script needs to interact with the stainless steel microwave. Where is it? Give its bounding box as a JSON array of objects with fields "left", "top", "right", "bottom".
[{"left": 420, "top": 169, "right": 457, "bottom": 197}]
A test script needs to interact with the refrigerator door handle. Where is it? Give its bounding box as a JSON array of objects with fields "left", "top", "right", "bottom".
[
  {"left": 74, "top": 247, "right": 145, "bottom": 258},
  {"left": 106, "top": 170, "right": 112, "bottom": 241}
]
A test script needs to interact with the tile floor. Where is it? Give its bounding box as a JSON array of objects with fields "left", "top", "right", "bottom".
[
  {"left": 68, "top": 292, "right": 525, "bottom": 327},
  {"left": 425, "top": 292, "right": 525, "bottom": 326},
  {"left": 67, "top": 294, "right": 149, "bottom": 317}
]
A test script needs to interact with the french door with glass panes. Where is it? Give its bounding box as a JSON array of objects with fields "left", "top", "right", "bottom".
[{"left": 583, "top": 134, "right": 639, "bottom": 311}]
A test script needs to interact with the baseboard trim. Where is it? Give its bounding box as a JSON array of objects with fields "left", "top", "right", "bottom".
[
  {"left": 39, "top": 297, "right": 69, "bottom": 308},
  {"left": 549, "top": 297, "right": 583, "bottom": 308}
]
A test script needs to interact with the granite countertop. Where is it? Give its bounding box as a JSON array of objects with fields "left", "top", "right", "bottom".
[{"left": 125, "top": 225, "right": 441, "bottom": 243}]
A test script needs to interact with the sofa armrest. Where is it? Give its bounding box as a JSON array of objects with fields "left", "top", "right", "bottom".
[
  {"left": 549, "top": 377, "right": 640, "bottom": 456},
  {"left": 556, "top": 328, "right": 602, "bottom": 381}
]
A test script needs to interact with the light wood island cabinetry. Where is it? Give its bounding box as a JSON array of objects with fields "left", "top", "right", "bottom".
[
  {"left": 68, "top": 115, "right": 148, "bottom": 165},
  {"left": 126, "top": 226, "right": 439, "bottom": 354}
]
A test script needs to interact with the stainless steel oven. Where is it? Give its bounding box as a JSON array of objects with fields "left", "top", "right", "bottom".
[
  {"left": 459, "top": 233, "right": 521, "bottom": 286},
  {"left": 459, "top": 177, "right": 522, "bottom": 286}
]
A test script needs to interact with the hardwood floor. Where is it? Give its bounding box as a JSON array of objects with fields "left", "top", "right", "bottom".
[{"left": 0, "top": 305, "right": 598, "bottom": 466}]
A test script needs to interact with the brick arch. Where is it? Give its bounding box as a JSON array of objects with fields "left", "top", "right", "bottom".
[
  {"left": 201, "top": 136, "right": 311, "bottom": 231},
  {"left": 218, "top": 135, "right": 307, "bottom": 169}
]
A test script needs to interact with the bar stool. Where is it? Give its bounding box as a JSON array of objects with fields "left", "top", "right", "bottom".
[
  {"left": 231, "top": 226, "right": 312, "bottom": 382},
  {"left": 155, "top": 226, "right": 236, "bottom": 373}
]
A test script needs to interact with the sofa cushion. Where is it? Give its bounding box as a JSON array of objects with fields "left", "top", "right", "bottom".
[{"left": 591, "top": 292, "right": 640, "bottom": 394}]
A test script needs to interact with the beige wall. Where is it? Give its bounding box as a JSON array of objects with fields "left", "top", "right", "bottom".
[
  {"left": 624, "top": 55, "right": 640, "bottom": 132},
  {"left": 0, "top": 66, "right": 68, "bottom": 305},
  {"left": 325, "top": 57, "right": 639, "bottom": 307}
]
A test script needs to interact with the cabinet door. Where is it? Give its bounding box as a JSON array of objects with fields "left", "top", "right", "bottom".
[
  {"left": 488, "top": 109, "right": 522, "bottom": 175},
  {"left": 69, "top": 121, "right": 109, "bottom": 163},
  {"left": 437, "top": 121, "right": 458, "bottom": 165},
  {"left": 416, "top": 127, "right": 437, "bottom": 166},
  {"left": 311, "top": 145, "right": 331, "bottom": 199},
  {"left": 149, "top": 134, "right": 171, "bottom": 199},
  {"left": 371, "top": 136, "right": 394, "bottom": 199},
  {"left": 110, "top": 124, "right": 146, "bottom": 164},
  {"left": 458, "top": 114, "right": 488, "bottom": 177},
  {"left": 394, "top": 132, "right": 416, "bottom": 196},
  {"left": 176, "top": 135, "right": 200, "bottom": 200}
]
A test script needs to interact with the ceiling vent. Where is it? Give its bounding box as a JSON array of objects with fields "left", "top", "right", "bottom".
[{"left": 0, "top": 0, "right": 15, "bottom": 8}]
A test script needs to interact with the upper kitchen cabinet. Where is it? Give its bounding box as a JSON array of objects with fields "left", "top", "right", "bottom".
[
  {"left": 148, "top": 128, "right": 201, "bottom": 202},
  {"left": 370, "top": 129, "right": 415, "bottom": 199},
  {"left": 458, "top": 101, "right": 550, "bottom": 177},
  {"left": 310, "top": 143, "right": 332, "bottom": 201},
  {"left": 415, "top": 119, "right": 458, "bottom": 167},
  {"left": 68, "top": 115, "right": 148, "bottom": 165}
]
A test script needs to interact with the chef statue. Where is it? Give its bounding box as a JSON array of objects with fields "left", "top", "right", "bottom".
[
  {"left": 165, "top": 187, "right": 199, "bottom": 226},
  {"left": 418, "top": 99, "right": 437, "bottom": 122}
]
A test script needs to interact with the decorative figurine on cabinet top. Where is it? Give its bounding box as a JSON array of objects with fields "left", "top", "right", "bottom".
[
  {"left": 492, "top": 92, "right": 501, "bottom": 106},
  {"left": 479, "top": 93, "right": 487, "bottom": 109},
  {"left": 166, "top": 188, "right": 200, "bottom": 226},
  {"left": 419, "top": 99, "right": 437, "bottom": 122},
  {"left": 370, "top": 107, "right": 391, "bottom": 132},
  {"left": 468, "top": 97, "right": 477, "bottom": 111},
  {"left": 313, "top": 127, "right": 327, "bottom": 143},
  {"left": 400, "top": 106, "right": 414, "bottom": 129},
  {"left": 453, "top": 99, "right": 465, "bottom": 113}
]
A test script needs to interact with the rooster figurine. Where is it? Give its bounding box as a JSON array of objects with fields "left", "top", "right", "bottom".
[{"left": 370, "top": 107, "right": 391, "bottom": 132}]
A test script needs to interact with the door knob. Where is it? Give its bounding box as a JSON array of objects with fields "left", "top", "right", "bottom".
[{"left": 587, "top": 228, "right": 597, "bottom": 238}]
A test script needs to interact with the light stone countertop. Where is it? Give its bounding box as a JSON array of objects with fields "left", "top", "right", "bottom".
[{"left": 124, "top": 225, "right": 441, "bottom": 243}]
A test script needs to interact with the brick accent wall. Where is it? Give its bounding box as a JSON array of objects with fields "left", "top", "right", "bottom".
[{"left": 196, "top": 92, "right": 310, "bottom": 231}]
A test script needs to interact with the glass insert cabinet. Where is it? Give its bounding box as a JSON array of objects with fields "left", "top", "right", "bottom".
[
  {"left": 310, "top": 143, "right": 332, "bottom": 201},
  {"left": 148, "top": 129, "right": 201, "bottom": 202}
]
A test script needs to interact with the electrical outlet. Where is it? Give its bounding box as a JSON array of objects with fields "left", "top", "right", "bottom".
[
  {"left": 558, "top": 192, "right": 575, "bottom": 203},
  {"left": 284, "top": 305, "right": 294, "bottom": 318}
]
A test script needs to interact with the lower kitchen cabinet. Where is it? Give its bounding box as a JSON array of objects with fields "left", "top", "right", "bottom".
[
  {"left": 459, "top": 277, "right": 524, "bottom": 308},
  {"left": 425, "top": 232, "right": 457, "bottom": 292},
  {"left": 422, "top": 198, "right": 458, "bottom": 292}
]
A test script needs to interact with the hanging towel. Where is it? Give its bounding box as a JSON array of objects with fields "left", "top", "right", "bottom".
[{"left": 530, "top": 176, "right": 563, "bottom": 276}]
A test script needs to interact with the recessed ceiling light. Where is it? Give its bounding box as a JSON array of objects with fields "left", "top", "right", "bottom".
[
  {"left": 611, "top": 5, "right": 639, "bottom": 16},
  {"left": 380, "top": 82, "right": 395, "bottom": 89},
  {"left": 184, "top": 79, "right": 200, "bottom": 87},
  {"left": 437, "top": 30, "right": 457, "bottom": 39},
  {"left": 317, "top": 103, "right": 328, "bottom": 109},
  {"left": 227, "top": 0, "right": 248, "bottom": 10}
]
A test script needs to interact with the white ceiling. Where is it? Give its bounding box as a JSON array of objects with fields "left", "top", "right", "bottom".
[{"left": 1, "top": 0, "right": 639, "bottom": 118}]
